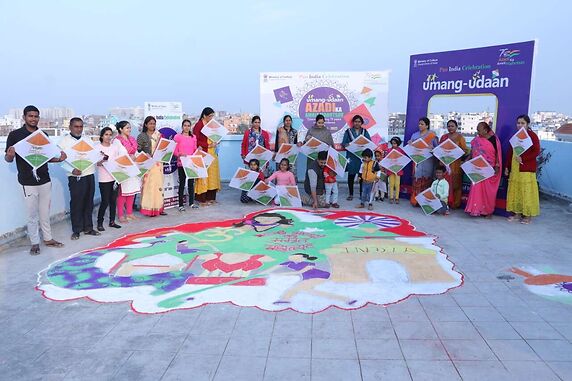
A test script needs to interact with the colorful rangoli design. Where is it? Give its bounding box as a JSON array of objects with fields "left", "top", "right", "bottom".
[
  {"left": 37, "top": 209, "right": 463, "bottom": 314},
  {"left": 511, "top": 266, "right": 572, "bottom": 305}
]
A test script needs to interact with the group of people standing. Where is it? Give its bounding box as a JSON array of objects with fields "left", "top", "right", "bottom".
[
  {"left": 107, "top": 107, "right": 223, "bottom": 219},
  {"left": 242, "top": 112, "right": 541, "bottom": 224},
  {"left": 95, "top": 107, "right": 222, "bottom": 232},
  {"left": 406, "top": 115, "right": 541, "bottom": 223},
  {"left": 5, "top": 105, "right": 542, "bottom": 255},
  {"left": 4, "top": 106, "right": 222, "bottom": 254}
]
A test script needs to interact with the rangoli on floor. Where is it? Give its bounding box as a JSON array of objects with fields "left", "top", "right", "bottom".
[{"left": 37, "top": 209, "right": 463, "bottom": 314}]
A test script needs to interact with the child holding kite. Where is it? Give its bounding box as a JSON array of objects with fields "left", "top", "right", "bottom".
[
  {"left": 240, "top": 159, "right": 265, "bottom": 203},
  {"left": 386, "top": 137, "right": 406, "bottom": 204}
]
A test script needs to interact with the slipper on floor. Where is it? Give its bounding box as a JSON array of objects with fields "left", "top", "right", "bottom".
[{"left": 44, "top": 240, "right": 64, "bottom": 247}]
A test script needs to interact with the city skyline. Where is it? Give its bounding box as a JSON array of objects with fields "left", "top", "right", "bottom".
[
  {"left": 2, "top": 105, "right": 568, "bottom": 140},
  {"left": 1, "top": 1, "right": 572, "bottom": 116}
]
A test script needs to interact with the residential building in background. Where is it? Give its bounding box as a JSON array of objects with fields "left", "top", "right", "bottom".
[
  {"left": 388, "top": 113, "right": 406, "bottom": 137},
  {"left": 554, "top": 123, "right": 572, "bottom": 142},
  {"left": 1, "top": 106, "right": 570, "bottom": 146}
]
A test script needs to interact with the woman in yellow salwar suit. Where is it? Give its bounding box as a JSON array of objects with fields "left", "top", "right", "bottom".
[{"left": 137, "top": 116, "right": 166, "bottom": 216}]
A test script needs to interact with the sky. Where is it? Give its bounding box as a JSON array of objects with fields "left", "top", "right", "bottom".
[{"left": 1, "top": 0, "right": 571, "bottom": 116}]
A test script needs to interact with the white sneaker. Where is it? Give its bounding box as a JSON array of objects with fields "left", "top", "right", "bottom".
[
  {"left": 178, "top": 206, "right": 186, "bottom": 212},
  {"left": 190, "top": 204, "right": 199, "bottom": 209}
]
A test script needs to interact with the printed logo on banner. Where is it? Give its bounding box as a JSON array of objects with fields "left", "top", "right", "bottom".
[
  {"left": 366, "top": 72, "right": 382, "bottom": 80},
  {"left": 497, "top": 48, "right": 524, "bottom": 65},
  {"left": 412, "top": 58, "right": 439, "bottom": 67},
  {"left": 298, "top": 87, "right": 350, "bottom": 133},
  {"left": 273, "top": 86, "right": 294, "bottom": 104}
]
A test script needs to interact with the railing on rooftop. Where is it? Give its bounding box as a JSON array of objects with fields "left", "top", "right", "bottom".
[{"left": 0, "top": 137, "right": 570, "bottom": 245}]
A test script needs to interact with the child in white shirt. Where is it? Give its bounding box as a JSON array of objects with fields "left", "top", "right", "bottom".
[
  {"left": 371, "top": 149, "right": 387, "bottom": 202},
  {"left": 431, "top": 166, "right": 450, "bottom": 215}
]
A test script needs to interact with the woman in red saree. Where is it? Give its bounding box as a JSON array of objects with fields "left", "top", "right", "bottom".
[
  {"left": 439, "top": 120, "right": 469, "bottom": 209},
  {"left": 193, "top": 107, "right": 221, "bottom": 205},
  {"left": 465, "top": 122, "right": 502, "bottom": 217}
]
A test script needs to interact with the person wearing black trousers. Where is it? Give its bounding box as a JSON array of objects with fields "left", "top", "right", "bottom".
[
  {"left": 178, "top": 167, "right": 196, "bottom": 210},
  {"left": 58, "top": 118, "right": 101, "bottom": 240},
  {"left": 96, "top": 127, "right": 122, "bottom": 231},
  {"left": 174, "top": 119, "right": 199, "bottom": 211}
]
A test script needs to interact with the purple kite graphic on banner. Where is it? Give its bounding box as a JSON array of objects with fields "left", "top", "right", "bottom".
[{"left": 273, "top": 86, "right": 294, "bottom": 104}]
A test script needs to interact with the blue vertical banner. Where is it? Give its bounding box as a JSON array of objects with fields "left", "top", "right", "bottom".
[{"left": 404, "top": 41, "right": 535, "bottom": 210}]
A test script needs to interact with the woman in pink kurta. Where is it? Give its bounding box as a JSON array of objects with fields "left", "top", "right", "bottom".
[
  {"left": 465, "top": 122, "right": 502, "bottom": 217},
  {"left": 173, "top": 119, "right": 198, "bottom": 211},
  {"left": 115, "top": 121, "right": 140, "bottom": 222}
]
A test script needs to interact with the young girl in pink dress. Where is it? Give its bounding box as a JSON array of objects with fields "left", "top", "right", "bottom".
[
  {"left": 266, "top": 158, "right": 296, "bottom": 205},
  {"left": 267, "top": 158, "right": 296, "bottom": 186}
]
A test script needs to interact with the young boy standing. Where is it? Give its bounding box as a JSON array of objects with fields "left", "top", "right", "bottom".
[
  {"left": 431, "top": 166, "right": 450, "bottom": 215},
  {"left": 324, "top": 166, "right": 339, "bottom": 208},
  {"left": 358, "top": 149, "right": 380, "bottom": 210}
]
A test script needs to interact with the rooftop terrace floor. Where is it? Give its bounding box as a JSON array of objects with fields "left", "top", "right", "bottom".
[{"left": 1, "top": 186, "right": 571, "bottom": 380}]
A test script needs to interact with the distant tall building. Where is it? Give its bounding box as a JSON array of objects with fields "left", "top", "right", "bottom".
[
  {"left": 223, "top": 115, "right": 242, "bottom": 134},
  {"left": 459, "top": 113, "right": 483, "bottom": 135},
  {"left": 428, "top": 113, "right": 445, "bottom": 130},
  {"left": 7, "top": 108, "right": 21, "bottom": 120},
  {"left": 40, "top": 107, "right": 75, "bottom": 120},
  {"left": 109, "top": 106, "right": 144, "bottom": 119},
  {"left": 7, "top": 107, "right": 74, "bottom": 120},
  {"left": 388, "top": 113, "right": 406, "bottom": 137},
  {"left": 554, "top": 123, "right": 572, "bottom": 142},
  {"left": 447, "top": 112, "right": 461, "bottom": 126}
]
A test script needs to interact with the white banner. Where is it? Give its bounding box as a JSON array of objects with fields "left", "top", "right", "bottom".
[
  {"left": 144, "top": 101, "right": 184, "bottom": 132},
  {"left": 260, "top": 71, "right": 389, "bottom": 149},
  {"left": 144, "top": 101, "right": 184, "bottom": 208}
]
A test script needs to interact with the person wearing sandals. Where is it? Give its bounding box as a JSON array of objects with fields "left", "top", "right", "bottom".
[
  {"left": 505, "top": 115, "right": 541, "bottom": 224},
  {"left": 58, "top": 117, "right": 101, "bottom": 240},
  {"left": 274, "top": 115, "right": 298, "bottom": 177},
  {"left": 323, "top": 165, "right": 339, "bottom": 208},
  {"left": 116, "top": 121, "right": 141, "bottom": 222},
  {"left": 174, "top": 119, "right": 199, "bottom": 212},
  {"left": 358, "top": 149, "right": 379, "bottom": 210},
  {"left": 193, "top": 107, "right": 221, "bottom": 206},
  {"left": 95, "top": 127, "right": 122, "bottom": 231},
  {"left": 342, "top": 115, "right": 371, "bottom": 201},
  {"left": 4, "top": 105, "right": 65, "bottom": 255},
  {"left": 386, "top": 137, "right": 406, "bottom": 204},
  {"left": 409, "top": 117, "right": 439, "bottom": 207},
  {"left": 431, "top": 165, "right": 450, "bottom": 215},
  {"left": 464, "top": 122, "right": 502, "bottom": 218},
  {"left": 301, "top": 114, "right": 334, "bottom": 179},
  {"left": 241, "top": 115, "right": 270, "bottom": 176},
  {"left": 137, "top": 116, "right": 167, "bottom": 217},
  {"left": 302, "top": 151, "right": 329, "bottom": 209}
]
